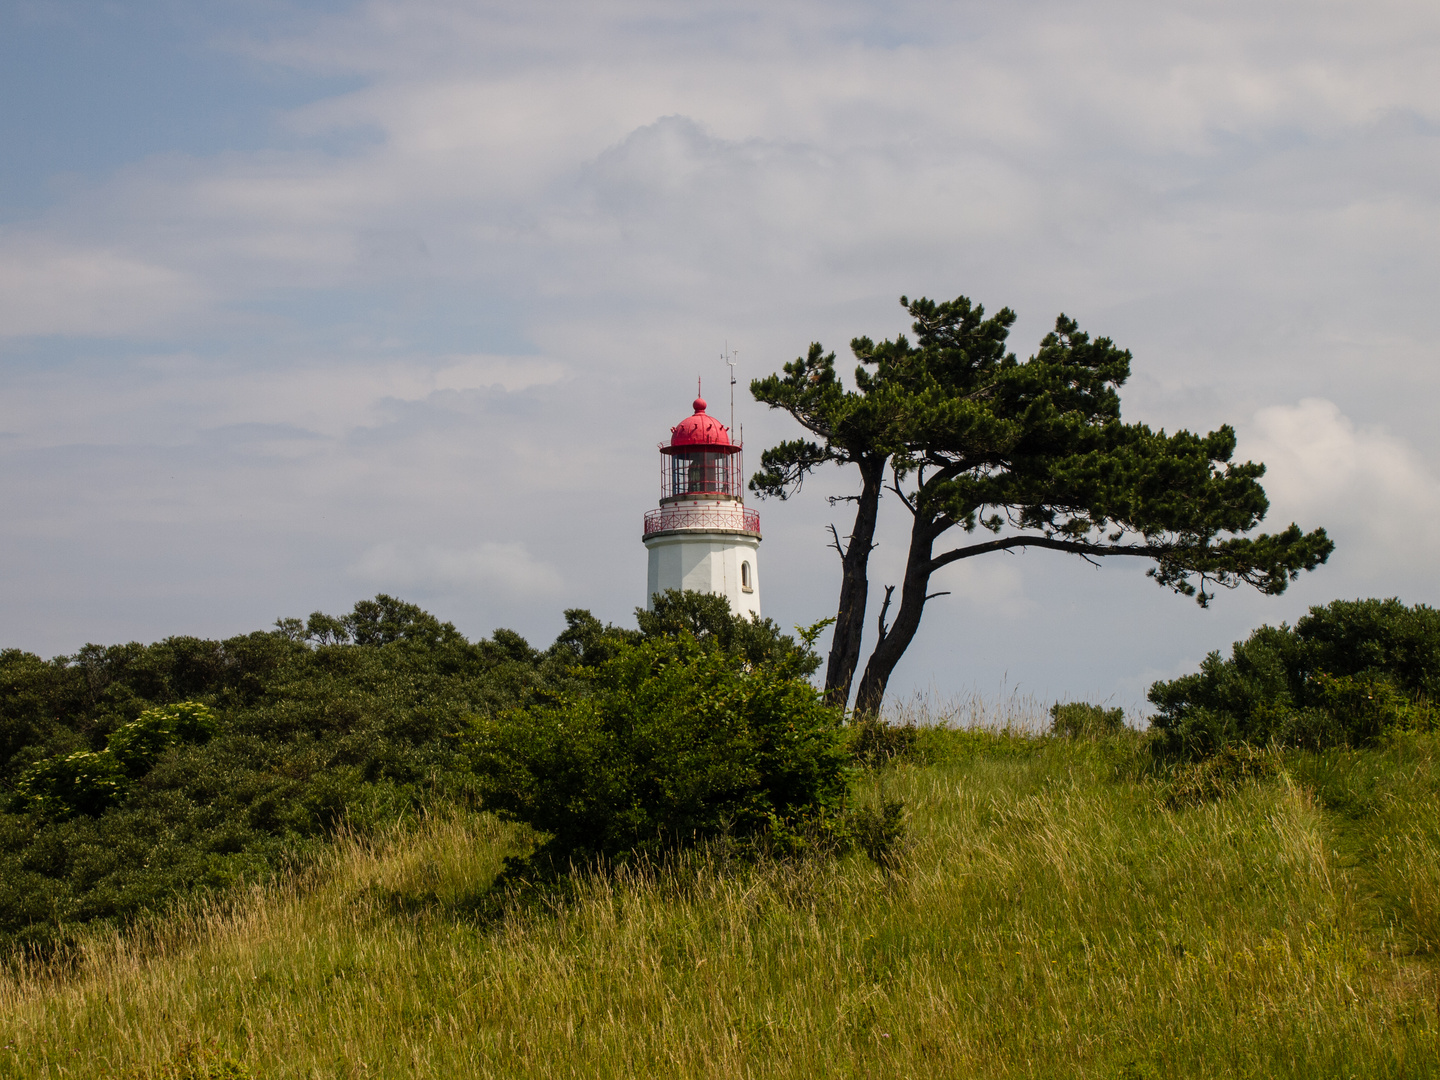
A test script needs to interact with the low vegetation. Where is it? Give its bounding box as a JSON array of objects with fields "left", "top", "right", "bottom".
[
  {"left": 1150, "top": 598, "right": 1440, "bottom": 755},
  {"left": 469, "top": 633, "right": 848, "bottom": 868},
  {"left": 1, "top": 593, "right": 1438, "bottom": 1076},
  {"left": 1, "top": 723, "right": 1437, "bottom": 1077},
  {"left": 0, "top": 591, "right": 817, "bottom": 954}
]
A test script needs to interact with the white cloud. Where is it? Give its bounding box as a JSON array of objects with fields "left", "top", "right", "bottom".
[
  {"left": 0, "top": 237, "right": 205, "bottom": 337},
  {"left": 5, "top": 0, "right": 1437, "bottom": 360},
  {"left": 349, "top": 541, "right": 564, "bottom": 597},
  {"left": 1240, "top": 398, "right": 1440, "bottom": 575},
  {"left": 0, "top": 353, "right": 564, "bottom": 447}
]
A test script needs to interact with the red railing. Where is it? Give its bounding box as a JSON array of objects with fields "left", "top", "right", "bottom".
[{"left": 644, "top": 505, "right": 761, "bottom": 536}]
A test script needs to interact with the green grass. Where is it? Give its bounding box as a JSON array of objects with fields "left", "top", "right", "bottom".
[{"left": 3, "top": 730, "right": 1438, "bottom": 1079}]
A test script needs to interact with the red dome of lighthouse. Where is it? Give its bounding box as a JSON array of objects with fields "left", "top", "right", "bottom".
[{"left": 668, "top": 397, "right": 733, "bottom": 449}]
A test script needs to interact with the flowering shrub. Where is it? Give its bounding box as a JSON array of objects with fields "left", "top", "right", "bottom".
[
  {"left": 15, "top": 749, "right": 126, "bottom": 818},
  {"left": 107, "top": 702, "right": 218, "bottom": 777},
  {"left": 14, "top": 701, "right": 217, "bottom": 818}
]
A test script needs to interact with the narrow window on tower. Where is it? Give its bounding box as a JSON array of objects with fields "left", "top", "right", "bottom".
[{"left": 741, "top": 561, "right": 752, "bottom": 592}]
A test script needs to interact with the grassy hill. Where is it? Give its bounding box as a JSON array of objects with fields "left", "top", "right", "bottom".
[{"left": 3, "top": 725, "right": 1438, "bottom": 1079}]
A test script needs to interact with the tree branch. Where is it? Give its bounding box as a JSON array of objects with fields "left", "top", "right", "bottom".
[
  {"left": 888, "top": 469, "right": 917, "bottom": 516},
  {"left": 929, "top": 533, "right": 1165, "bottom": 572},
  {"left": 875, "top": 585, "right": 895, "bottom": 644},
  {"left": 826, "top": 523, "right": 848, "bottom": 560}
]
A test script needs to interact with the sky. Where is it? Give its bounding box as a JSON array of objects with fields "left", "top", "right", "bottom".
[{"left": 2, "top": 0, "right": 1438, "bottom": 715}]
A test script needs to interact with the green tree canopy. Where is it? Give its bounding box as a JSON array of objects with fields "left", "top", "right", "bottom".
[
  {"left": 752, "top": 294, "right": 1333, "bottom": 713},
  {"left": 1149, "top": 598, "right": 1440, "bottom": 756}
]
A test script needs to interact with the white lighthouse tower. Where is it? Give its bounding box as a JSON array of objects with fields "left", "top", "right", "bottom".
[{"left": 642, "top": 390, "right": 761, "bottom": 618}]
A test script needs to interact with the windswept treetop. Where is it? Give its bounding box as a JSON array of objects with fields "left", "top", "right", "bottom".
[{"left": 751, "top": 294, "right": 1333, "bottom": 711}]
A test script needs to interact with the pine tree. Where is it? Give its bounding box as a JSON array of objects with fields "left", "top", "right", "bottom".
[{"left": 751, "top": 294, "right": 1333, "bottom": 713}]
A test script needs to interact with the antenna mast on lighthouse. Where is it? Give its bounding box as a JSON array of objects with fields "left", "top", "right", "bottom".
[{"left": 722, "top": 342, "right": 739, "bottom": 440}]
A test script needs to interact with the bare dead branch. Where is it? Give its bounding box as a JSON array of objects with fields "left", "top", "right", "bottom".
[{"left": 875, "top": 585, "right": 895, "bottom": 644}]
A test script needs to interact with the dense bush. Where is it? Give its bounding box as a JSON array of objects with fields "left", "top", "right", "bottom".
[
  {"left": 846, "top": 713, "right": 920, "bottom": 767},
  {"left": 14, "top": 702, "right": 219, "bottom": 819},
  {"left": 469, "top": 631, "right": 847, "bottom": 865},
  {"left": 1049, "top": 702, "right": 1126, "bottom": 739},
  {"left": 0, "top": 591, "right": 824, "bottom": 953},
  {"left": 1161, "top": 744, "right": 1281, "bottom": 807},
  {"left": 0, "top": 596, "right": 583, "bottom": 953},
  {"left": 1149, "top": 598, "right": 1440, "bottom": 757},
  {"left": 632, "top": 588, "right": 825, "bottom": 677}
]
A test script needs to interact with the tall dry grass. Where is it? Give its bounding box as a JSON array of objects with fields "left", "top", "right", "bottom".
[
  {"left": 2, "top": 731, "right": 1438, "bottom": 1078},
  {"left": 881, "top": 685, "right": 1053, "bottom": 733}
]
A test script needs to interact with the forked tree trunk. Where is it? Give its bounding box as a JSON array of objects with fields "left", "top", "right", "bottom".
[
  {"left": 822, "top": 455, "right": 886, "bottom": 709},
  {"left": 852, "top": 517, "right": 943, "bottom": 715}
]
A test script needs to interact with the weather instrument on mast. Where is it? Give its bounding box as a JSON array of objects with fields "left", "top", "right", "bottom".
[{"left": 723, "top": 343, "right": 739, "bottom": 441}]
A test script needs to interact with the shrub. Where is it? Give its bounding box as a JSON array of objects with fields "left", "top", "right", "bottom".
[
  {"left": 14, "top": 749, "right": 126, "bottom": 818},
  {"left": 0, "top": 591, "right": 838, "bottom": 950},
  {"left": 1296, "top": 598, "right": 1440, "bottom": 701},
  {"left": 846, "top": 713, "right": 920, "bottom": 766},
  {"left": 846, "top": 798, "right": 907, "bottom": 869},
  {"left": 1049, "top": 702, "right": 1125, "bottom": 738},
  {"left": 1149, "top": 598, "right": 1440, "bottom": 757},
  {"left": 635, "top": 589, "right": 823, "bottom": 678},
  {"left": 468, "top": 634, "right": 848, "bottom": 865},
  {"left": 106, "top": 702, "right": 218, "bottom": 777},
  {"left": 0, "top": 597, "right": 581, "bottom": 953},
  {"left": 13, "top": 702, "right": 219, "bottom": 819},
  {"left": 1162, "top": 744, "right": 1280, "bottom": 807}
]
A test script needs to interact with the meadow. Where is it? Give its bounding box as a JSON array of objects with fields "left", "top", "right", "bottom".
[{"left": 3, "top": 718, "right": 1438, "bottom": 1079}]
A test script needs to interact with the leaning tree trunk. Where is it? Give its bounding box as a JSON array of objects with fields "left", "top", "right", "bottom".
[
  {"left": 823, "top": 454, "right": 886, "bottom": 709},
  {"left": 852, "top": 517, "right": 943, "bottom": 716}
]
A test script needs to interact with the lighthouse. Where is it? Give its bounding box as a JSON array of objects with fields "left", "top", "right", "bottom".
[{"left": 642, "top": 392, "right": 761, "bottom": 618}]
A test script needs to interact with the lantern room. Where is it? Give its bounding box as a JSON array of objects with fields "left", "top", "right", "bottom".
[{"left": 660, "top": 396, "right": 742, "bottom": 501}]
